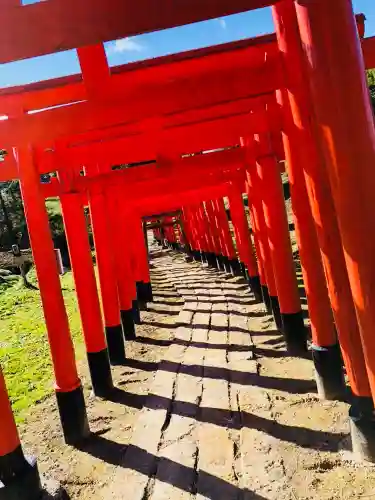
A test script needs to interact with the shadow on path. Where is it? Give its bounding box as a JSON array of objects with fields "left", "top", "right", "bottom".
[
  {"left": 122, "top": 358, "right": 316, "bottom": 394},
  {"left": 77, "top": 438, "right": 269, "bottom": 499},
  {"left": 135, "top": 336, "right": 252, "bottom": 352}
]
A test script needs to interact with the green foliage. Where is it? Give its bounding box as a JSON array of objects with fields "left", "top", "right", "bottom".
[
  {"left": 0, "top": 270, "right": 85, "bottom": 423},
  {"left": 367, "top": 70, "right": 375, "bottom": 113},
  {"left": 367, "top": 69, "right": 375, "bottom": 87},
  {"left": 0, "top": 181, "right": 26, "bottom": 248}
]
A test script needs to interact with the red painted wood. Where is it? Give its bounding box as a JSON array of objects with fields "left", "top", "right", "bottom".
[
  {"left": 0, "top": 368, "right": 21, "bottom": 456},
  {"left": 15, "top": 145, "right": 80, "bottom": 392},
  {"left": 0, "top": 0, "right": 276, "bottom": 63}
]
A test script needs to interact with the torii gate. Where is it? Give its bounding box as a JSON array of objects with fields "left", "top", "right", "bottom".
[{"left": 1, "top": 1, "right": 375, "bottom": 498}]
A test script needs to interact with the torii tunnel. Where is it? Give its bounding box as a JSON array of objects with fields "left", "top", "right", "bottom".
[{"left": 1, "top": 0, "right": 375, "bottom": 497}]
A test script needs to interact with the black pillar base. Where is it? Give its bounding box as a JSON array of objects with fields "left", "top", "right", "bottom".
[
  {"left": 55, "top": 385, "right": 90, "bottom": 445},
  {"left": 121, "top": 309, "right": 136, "bottom": 340},
  {"left": 281, "top": 311, "right": 307, "bottom": 355},
  {"left": 229, "top": 258, "right": 242, "bottom": 276},
  {"left": 192, "top": 250, "right": 200, "bottom": 262},
  {"left": 270, "top": 295, "right": 283, "bottom": 331},
  {"left": 143, "top": 281, "right": 153, "bottom": 302},
  {"left": 206, "top": 252, "right": 218, "bottom": 269},
  {"left": 212, "top": 253, "right": 220, "bottom": 269},
  {"left": 216, "top": 254, "right": 226, "bottom": 272},
  {"left": 240, "top": 262, "right": 248, "bottom": 280},
  {"left": 261, "top": 284, "right": 272, "bottom": 314},
  {"left": 248, "top": 275, "right": 263, "bottom": 303},
  {"left": 136, "top": 281, "right": 147, "bottom": 311},
  {"left": 0, "top": 446, "right": 42, "bottom": 500},
  {"left": 185, "top": 244, "right": 192, "bottom": 255},
  {"left": 201, "top": 251, "right": 208, "bottom": 264},
  {"left": 311, "top": 343, "right": 346, "bottom": 400},
  {"left": 350, "top": 397, "right": 375, "bottom": 462},
  {"left": 87, "top": 349, "right": 114, "bottom": 397},
  {"left": 132, "top": 299, "right": 141, "bottom": 325},
  {"left": 105, "top": 324, "right": 126, "bottom": 365},
  {"left": 221, "top": 255, "right": 231, "bottom": 273}
]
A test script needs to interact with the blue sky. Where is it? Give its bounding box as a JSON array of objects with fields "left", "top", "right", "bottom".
[{"left": 0, "top": 0, "right": 374, "bottom": 88}]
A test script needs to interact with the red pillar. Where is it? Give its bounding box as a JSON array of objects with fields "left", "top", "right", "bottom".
[
  {"left": 186, "top": 205, "right": 203, "bottom": 261},
  {"left": 245, "top": 167, "right": 270, "bottom": 311},
  {"left": 273, "top": 1, "right": 362, "bottom": 399},
  {"left": 210, "top": 198, "right": 232, "bottom": 273},
  {"left": 15, "top": 145, "right": 89, "bottom": 444},
  {"left": 295, "top": 0, "right": 375, "bottom": 458},
  {"left": 276, "top": 88, "right": 342, "bottom": 396},
  {"left": 205, "top": 199, "right": 224, "bottom": 270},
  {"left": 197, "top": 203, "right": 215, "bottom": 267},
  {"left": 60, "top": 193, "right": 113, "bottom": 396},
  {"left": 88, "top": 186, "right": 126, "bottom": 364},
  {"left": 104, "top": 192, "right": 137, "bottom": 340},
  {"left": 121, "top": 212, "right": 142, "bottom": 324},
  {"left": 214, "top": 198, "right": 237, "bottom": 261},
  {"left": 246, "top": 158, "right": 280, "bottom": 325},
  {"left": 132, "top": 214, "right": 153, "bottom": 306},
  {"left": 181, "top": 207, "right": 194, "bottom": 255},
  {"left": 227, "top": 187, "right": 262, "bottom": 302},
  {"left": 274, "top": 0, "right": 369, "bottom": 397},
  {"left": 0, "top": 365, "right": 42, "bottom": 498},
  {"left": 254, "top": 132, "right": 307, "bottom": 353}
]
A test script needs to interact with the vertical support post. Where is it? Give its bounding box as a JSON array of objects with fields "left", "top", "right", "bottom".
[
  {"left": 0, "top": 366, "right": 42, "bottom": 499},
  {"left": 187, "top": 206, "right": 203, "bottom": 261},
  {"left": 105, "top": 191, "right": 136, "bottom": 340},
  {"left": 213, "top": 198, "right": 237, "bottom": 272},
  {"left": 245, "top": 170, "right": 270, "bottom": 311},
  {"left": 277, "top": 89, "right": 342, "bottom": 397},
  {"left": 273, "top": 1, "right": 367, "bottom": 400},
  {"left": 77, "top": 44, "right": 111, "bottom": 101},
  {"left": 294, "top": 0, "right": 375, "bottom": 458},
  {"left": 15, "top": 145, "right": 89, "bottom": 444},
  {"left": 210, "top": 199, "right": 229, "bottom": 272},
  {"left": 254, "top": 132, "right": 307, "bottom": 354},
  {"left": 132, "top": 214, "right": 153, "bottom": 306},
  {"left": 60, "top": 193, "right": 113, "bottom": 396},
  {"left": 125, "top": 215, "right": 142, "bottom": 324},
  {"left": 88, "top": 187, "right": 126, "bottom": 364},
  {"left": 195, "top": 205, "right": 208, "bottom": 263},
  {"left": 227, "top": 187, "right": 262, "bottom": 302},
  {"left": 198, "top": 203, "right": 217, "bottom": 268},
  {"left": 205, "top": 200, "right": 224, "bottom": 270},
  {"left": 246, "top": 159, "right": 281, "bottom": 327}
]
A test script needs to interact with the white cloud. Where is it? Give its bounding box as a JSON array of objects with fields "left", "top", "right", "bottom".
[
  {"left": 217, "top": 18, "right": 227, "bottom": 29},
  {"left": 112, "top": 37, "right": 144, "bottom": 53}
]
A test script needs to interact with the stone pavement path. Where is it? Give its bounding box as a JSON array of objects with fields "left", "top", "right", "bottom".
[
  {"left": 103, "top": 246, "right": 373, "bottom": 500},
  {"left": 103, "top": 248, "right": 266, "bottom": 499}
]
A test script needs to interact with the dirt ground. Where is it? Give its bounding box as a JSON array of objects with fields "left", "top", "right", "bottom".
[{"left": 18, "top": 246, "right": 375, "bottom": 499}]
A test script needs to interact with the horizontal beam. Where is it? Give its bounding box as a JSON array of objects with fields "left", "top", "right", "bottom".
[
  {"left": 0, "top": 35, "right": 277, "bottom": 115},
  {"left": 40, "top": 147, "right": 245, "bottom": 197},
  {"left": 135, "top": 182, "right": 231, "bottom": 217},
  {"left": 0, "top": 0, "right": 275, "bottom": 63},
  {"left": 0, "top": 97, "right": 277, "bottom": 181},
  {"left": 0, "top": 63, "right": 280, "bottom": 147}
]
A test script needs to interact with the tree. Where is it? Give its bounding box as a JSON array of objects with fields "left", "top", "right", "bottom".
[
  {"left": 0, "top": 181, "right": 26, "bottom": 249},
  {"left": 367, "top": 69, "right": 375, "bottom": 113}
]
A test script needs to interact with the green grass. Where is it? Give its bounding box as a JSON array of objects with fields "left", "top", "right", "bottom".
[
  {"left": 45, "top": 197, "right": 62, "bottom": 216},
  {"left": 0, "top": 270, "right": 85, "bottom": 423}
]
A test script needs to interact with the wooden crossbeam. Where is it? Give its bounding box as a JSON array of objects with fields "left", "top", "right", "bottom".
[{"left": 0, "top": 0, "right": 276, "bottom": 63}]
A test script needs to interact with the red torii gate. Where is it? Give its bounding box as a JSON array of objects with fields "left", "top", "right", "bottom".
[{"left": 1, "top": 1, "right": 375, "bottom": 497}]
